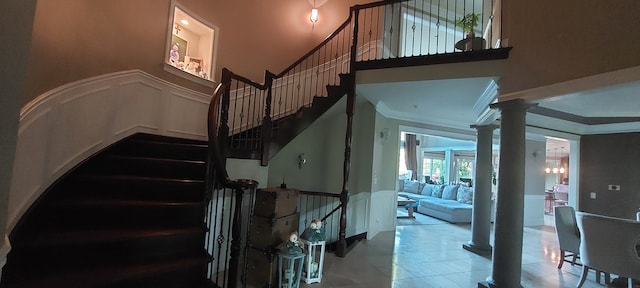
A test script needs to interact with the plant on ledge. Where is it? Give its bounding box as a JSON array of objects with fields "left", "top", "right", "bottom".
[{"left": 455, "top": 13, "right": 480, "bottom": 38}]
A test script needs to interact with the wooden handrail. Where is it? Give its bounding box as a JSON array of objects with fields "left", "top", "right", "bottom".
[
  {"left": 206, "top": 83, "right": 258, "bottom": 190},
  {"left": 221, "top": 67, "right": 275, "bottom": 90},
  {"left": 299, "top": 190, "right": 341, "bottom": 198},
  {"left": 275, "top": 16, "right": 353, "bottom": 78}
]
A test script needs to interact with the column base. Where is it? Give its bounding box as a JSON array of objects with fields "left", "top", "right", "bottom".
[
  {"left": 463, "top": 243, "right": 492, "bottom": 256},
  {"left": 478, "top": 278, "right": 523, "bottom": 288}
]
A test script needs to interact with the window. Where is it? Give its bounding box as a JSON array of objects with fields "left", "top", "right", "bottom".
[
  {"left": 164, "top": 1, "right": 218, "bottom": 86},
  {"left": 422, "top": 151, "right": 445, "bottom": 184}
]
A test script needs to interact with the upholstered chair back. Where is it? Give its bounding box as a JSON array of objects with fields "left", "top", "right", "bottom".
[
  {"left": 554, "top": 206, "right": 580, "bottom": 254},
  {"left": 575, "top": 212, "right": 640, "bottom": 281}
]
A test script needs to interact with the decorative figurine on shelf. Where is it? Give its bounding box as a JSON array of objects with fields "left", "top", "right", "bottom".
[
  {"left": 169, "top": 43, "right": 180, "bottom": 66},
  {"left": 302, "top": 219, "right": 325, "bottom": 243},
  {"left": 281, "top": 232, "right": 304, "bottom": 255}
]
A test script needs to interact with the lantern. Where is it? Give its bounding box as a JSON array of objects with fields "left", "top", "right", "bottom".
[
  {"left": 301, "top": 239, "right": 325, "bottom": 284},
  {"left": 277, "top": 252, "right": 305, "bottom": 288}
]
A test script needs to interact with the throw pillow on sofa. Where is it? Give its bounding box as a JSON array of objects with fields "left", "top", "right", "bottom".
[
  {"left": 421, "top": 184, "right": 432, "bottom": 195},
  {"left": 442, "top": 185, "right": 459, "bottom": 200},
  {"left": 403, "top": 180, "right": 422, "bottom": 194},
  {"left": 456, "top": 186, "right": 474, "bottom": 204},
  {"left": 431, "top": 185, "right": 444, "bottom": 198}
]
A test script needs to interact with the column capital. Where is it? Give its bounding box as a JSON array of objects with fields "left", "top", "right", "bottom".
[
  {"left": 470, "top": 124, "right": 499, "bottom": 131},
  {"left": 489, "top": 98, "right": 537, "bottom": 112}
]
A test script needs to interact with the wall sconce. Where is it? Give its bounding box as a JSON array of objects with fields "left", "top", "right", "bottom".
[{"left": 298, "top": 153, "right": 307, "bottom": 169}]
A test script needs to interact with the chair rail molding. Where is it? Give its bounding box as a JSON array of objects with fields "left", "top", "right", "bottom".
[{"left": 9, "top": 70, "right": 211, "bottom": 232}]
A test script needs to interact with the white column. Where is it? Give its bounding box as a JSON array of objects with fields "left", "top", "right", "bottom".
[
  {"left": 464, "top": 124, "right": 498, "bottom": 255},
  {"left": 480, "top": 99, "right": 535, "bottom": 288}
]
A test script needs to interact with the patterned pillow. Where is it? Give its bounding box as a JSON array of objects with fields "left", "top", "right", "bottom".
[
  {"left": 431, "top": 185, "right": 444, "bottom": 198},
  {"left": 456, "top": 186, "right": 474, "bottom": 204},
  {"left": 441, "top": 185, "right": 460, "bottom": 200}
]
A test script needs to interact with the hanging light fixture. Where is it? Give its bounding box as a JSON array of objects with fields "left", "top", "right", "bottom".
[
  {"left": 559, "top": 147, "right": 566, "bottom": 174},
  {"left": 552, "top": 148, "right": 559, "bottom": 174},
  {"left": 545, "top": 149, "right": 551, "bottom": 173},
  {"left": 310, "top": 0, "right": 319, "bottom": 24}
]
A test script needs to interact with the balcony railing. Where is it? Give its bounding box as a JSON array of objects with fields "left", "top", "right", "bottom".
[{"left": 356, "top": 0, "right": 500, "bottom": 61}]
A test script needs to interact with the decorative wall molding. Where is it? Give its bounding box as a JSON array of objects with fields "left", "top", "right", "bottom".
[{"left": 9, "top": 70, "right": 211, "bottom": 231}]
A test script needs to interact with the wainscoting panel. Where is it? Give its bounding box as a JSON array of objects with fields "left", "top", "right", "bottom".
[
  {"left": 524, "top": 194, "right": 545, "bottom": 227},
  {"left": 347, "top": 192, "right": 370, "bottom": 237},
  {"left": 166, "top": 90, "right": 209, "bottom": 138},
  {"left": 8, "top": 70, "right": 211, "bottom": 231},
  {"left": 112, "top": 80, "right": 164, "bottom": 137}
]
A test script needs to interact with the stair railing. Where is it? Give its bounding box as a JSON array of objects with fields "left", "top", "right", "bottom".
[
  {"left": 205, "top": 83, "right": 258, "bottom": 288},
  {"left": 219, "top": 12, "right": 355, "bottom": 165},
  {"left": 217, "top": 0, "right": 504, "bottom": 163},
  {"left": 298, "top": 191, "right": 343, "bottom": 244}
]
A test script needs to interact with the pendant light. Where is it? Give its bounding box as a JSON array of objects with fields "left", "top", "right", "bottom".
[
  {"left": 559, "top": 147, "right": 566, "bottom": 174},
  {"left": 545, "top": 149, "right": 551, "bottom": 173},
  {"left": 552, "top": 148, "right": 559, "bottom": 174}
]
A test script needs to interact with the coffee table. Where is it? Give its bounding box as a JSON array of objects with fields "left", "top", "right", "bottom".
[{"left": 397, "top": 196, "right": 416, "bottom": 219}]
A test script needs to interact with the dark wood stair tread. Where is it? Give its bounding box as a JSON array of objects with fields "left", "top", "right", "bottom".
[
  {"left": 79, "top": 174, "right": 205, "bottom": 183},
  {"left": 6, "top": 256, "right": 211, "bottom": 288},
  {"left": 49, "top": 199, "right": 203, "bottom": 208},
  {"left": 15, "top": 227, "right": 205, "bottom": 247}
]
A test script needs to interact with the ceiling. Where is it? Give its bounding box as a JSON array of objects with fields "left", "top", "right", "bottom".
[{"left": 356, "top": 68, "right": 640, "bottom": 158}]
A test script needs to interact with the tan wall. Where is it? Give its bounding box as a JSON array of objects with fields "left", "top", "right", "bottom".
[
  {"left": 500, "top": 0, "right": 640, "bottom": 95},
  {"left": 25, "top": 0, "right": 370, "bottom": 104}
]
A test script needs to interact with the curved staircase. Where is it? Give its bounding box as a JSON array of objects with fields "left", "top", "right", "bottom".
[{"left": 1, "top": 133, "right": 214, "bottom": 288}]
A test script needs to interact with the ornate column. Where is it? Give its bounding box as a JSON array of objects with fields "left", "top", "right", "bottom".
[
  {"left": 479, "top": 99, "right": 535, "bottom": 288},
  {"left": 464, "top": 124, "right": 498, "bottom": 255}
]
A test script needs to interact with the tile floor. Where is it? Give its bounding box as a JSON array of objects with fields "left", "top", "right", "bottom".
[{"left": 302, "top": 211, "right": 616, "bottom": 288}]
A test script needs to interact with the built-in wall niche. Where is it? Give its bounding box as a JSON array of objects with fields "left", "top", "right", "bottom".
[{"left": 164, "top": 1, "right": 218, "bottom": 86}]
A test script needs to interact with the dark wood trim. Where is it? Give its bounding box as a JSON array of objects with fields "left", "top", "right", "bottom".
[
  {"left": 299, "top": 190, "right": 341, "bottom": 198},
  {"left": 354, "top": 47, "right": 512, "bottom": 71}
]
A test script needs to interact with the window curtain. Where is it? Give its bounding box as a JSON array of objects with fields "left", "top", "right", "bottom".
[{"left": 405, "top": 134, "right": 418, "bottom": 180}]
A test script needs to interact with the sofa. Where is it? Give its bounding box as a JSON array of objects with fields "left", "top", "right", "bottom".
[{"left": 398, "top": 180, "right": 475, "bottom": 223}]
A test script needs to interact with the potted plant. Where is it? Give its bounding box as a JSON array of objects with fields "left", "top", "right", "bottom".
[
  {"left": 454, "top": 13, "right": 486, "bottom": 51},
  {"left": 455, "top": 13, "right": 480, "bottom": 38}
]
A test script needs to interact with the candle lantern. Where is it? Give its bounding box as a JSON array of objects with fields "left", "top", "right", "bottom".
[
  {"left": 301, "top": 219, "right": 326, "bottom": 284},
  {"left": 278, "top": 232, "right": 306, "bottom": 288},
  {"left": 277, "top": 252, "right": 305, "bottom": 288},
  {"left": 301, "top": 239, "right": 325, "bottom": 283}
]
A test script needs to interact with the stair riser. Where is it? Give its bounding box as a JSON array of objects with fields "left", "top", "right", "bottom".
[
  {"left": 55, "top": 178, "right": 204, "bottom": 202},
  {"left": 81, "top": 156, "right": 205, "bottom": 180},
  {"left": 110, "top": 140, "right": 208, "bottom": 161},
  {"left": 25, "top": 204, "right": 204, "bottom": 232}
]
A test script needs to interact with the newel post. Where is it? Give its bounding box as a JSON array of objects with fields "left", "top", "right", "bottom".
[
  {"left": 336, "top": 7, "right": 359, "bottom": 258},
  {"left": 261, "top": 71, "right": 276, "bottom": 166},
  {"left": 218, "top": 68, "right": 232, "bottom": 167}
]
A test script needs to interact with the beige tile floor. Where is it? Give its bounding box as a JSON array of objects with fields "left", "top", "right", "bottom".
[{"left": 302, "top": 211, "right": 616, "bottom": 288}]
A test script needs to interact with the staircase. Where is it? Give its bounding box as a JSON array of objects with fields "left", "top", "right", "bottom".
[
  {"left": 227, "top": 73, "right": 350, "bottom": 162},
  {"left": 1, "top": 134, "right": 214, "bottom": 288}
]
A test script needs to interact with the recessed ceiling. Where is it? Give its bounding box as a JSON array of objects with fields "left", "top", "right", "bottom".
[
  {"left": 356, "top": 70, "right": 640, "bottom": 136},
  {"left": 357, "top": 77, "right": 495, "bottom": 129}
]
